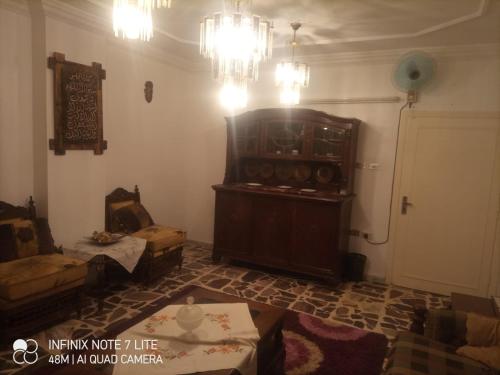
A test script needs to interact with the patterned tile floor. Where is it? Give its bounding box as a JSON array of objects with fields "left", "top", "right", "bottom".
[{"left": 0, "top": 242, "right": 449, "bottom": 374}]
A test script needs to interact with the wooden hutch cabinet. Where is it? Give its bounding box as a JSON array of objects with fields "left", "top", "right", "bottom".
[{"left": 212, "top": 108, "right": 360, "bottom": 283}]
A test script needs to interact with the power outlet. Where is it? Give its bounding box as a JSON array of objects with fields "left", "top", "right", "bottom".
[
  {"left": 355, "top": 162, "right": 380, "bottom": 170},
  {"left": 349, "top": 229, "right": 371, "bottom": 239}
]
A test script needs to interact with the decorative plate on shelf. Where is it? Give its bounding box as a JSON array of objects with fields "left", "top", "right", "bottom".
[
  {"left": 316, "top": 166, "right": 334, "bottom": 183},
  {"left": 246, "top": 182, "right": 262, "bottom": 187},
  {"left": 277, "top": 185, "right": 292, "bottom": 189},
  {"left": 244, "top": 160, "right": 259, "bottom": 178},
  {"left": 300, "top": 188, "right": 317, "bottom": 193},
  {"left": 259, "top": 162, "right": 274, "bottom": 179},
  {"left": 88, "top": 231, "right": 125, "bottom": 245},
  {"left": 294, "top": 163, "right": 312, "bottom": 182},
  {"left": 275, "top": 163, "right": 294, "bottom": 180}
]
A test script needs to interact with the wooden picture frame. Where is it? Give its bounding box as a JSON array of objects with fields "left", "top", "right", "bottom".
[{"left": 48, "top": 52, "right": 107, "bottom": 155}]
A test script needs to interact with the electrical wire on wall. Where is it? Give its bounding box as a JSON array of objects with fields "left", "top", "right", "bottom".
[
  {"left": 364, "top": 100, "right": 409, "bottom": 245},
  {"left": 363, "top": 51, "right": 435, "bottom": 245}
]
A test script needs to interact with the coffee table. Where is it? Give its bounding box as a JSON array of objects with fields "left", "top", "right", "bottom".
[{"left": 33, "top": 286, "right": 286, "bottom": 375}]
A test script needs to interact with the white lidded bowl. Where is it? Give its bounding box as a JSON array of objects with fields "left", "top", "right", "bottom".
[{"left": 176, "top": 296, "right": 204, "bottom": 332}]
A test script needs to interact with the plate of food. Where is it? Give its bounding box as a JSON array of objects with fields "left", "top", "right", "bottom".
[{"left": 88, "top": 231, "right": 125, "bottom": 245}]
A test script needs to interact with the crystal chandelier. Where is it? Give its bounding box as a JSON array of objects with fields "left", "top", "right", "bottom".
[
  {"left": 275, "top": 23, "right": 310, "bottom": 105},
  {"left": 200, "top": 0, "right": 273, "bottom": 109},
  {"left": 219, "top": 78, "right": 248, "bottom": 110},
  {"left": 113, "top": 0, "right": 172, "bottom": 42}
]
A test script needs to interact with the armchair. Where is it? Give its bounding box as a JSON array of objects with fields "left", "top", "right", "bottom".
[
  {"left": 0, "top": 198, "right": 87, "bottom": 347},
  {"left": 105, "top": 185, "right": 185, "bottom": 283},
  {"left": 385, "top": 307, "right": 499, "bottom": 374}
]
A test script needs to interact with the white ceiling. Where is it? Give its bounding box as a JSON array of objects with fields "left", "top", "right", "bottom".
[
  {"left": 153, "top": 0, "right": 492, "bottom": 44},
  {"left": 71, "top": 0, "right": 500, "bottom": 60}
]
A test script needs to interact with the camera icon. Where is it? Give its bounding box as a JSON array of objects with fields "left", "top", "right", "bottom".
[{"left": 12, "top": 339, "right": 38, "bottom": 365}]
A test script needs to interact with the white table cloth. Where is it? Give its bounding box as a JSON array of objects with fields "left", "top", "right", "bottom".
[
  {"left": 66, "top": 236, "right": 147, "bottom": 273},
  {"left": 113, "top": 303, "right": 260, "bottom": 375}
]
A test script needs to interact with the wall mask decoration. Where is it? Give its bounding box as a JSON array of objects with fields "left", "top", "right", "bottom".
[
  {"left": 48, "top": 52, "right": 107, "bottom": 155},
  {"left": 144, "top": 81, "right": 153, "bottom": 103}
]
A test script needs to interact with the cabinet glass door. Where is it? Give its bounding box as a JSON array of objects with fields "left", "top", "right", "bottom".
[
  {"left": 235, "top": 121, "right": 259, "bottom": 155},
  {"left": 264, "top": 121, "right": 304, "bottom": 156},
  {"left": 312, "top": 125, "right": 347, "bottom": 159}
]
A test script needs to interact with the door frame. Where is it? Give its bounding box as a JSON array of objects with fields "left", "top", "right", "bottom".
[{"left": 386, "top": 110, "right": 500, "bottom": 296}]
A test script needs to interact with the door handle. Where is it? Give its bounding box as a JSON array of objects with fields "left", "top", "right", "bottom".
[{"left": 401, "top": 196, "right": 413, "bottom": 214}]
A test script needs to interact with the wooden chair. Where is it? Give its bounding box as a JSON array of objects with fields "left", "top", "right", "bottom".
[
  {"left": 0, "top": 198, "right": 87, "bottom": 347},
  {"left": 105, "top": 185, "right": 185, "bottom": 283}
]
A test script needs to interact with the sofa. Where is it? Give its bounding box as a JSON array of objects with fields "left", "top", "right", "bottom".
[
  {"left": 105, "top": 185, "right": 186, "bottom": 282},
  {"left": 0, "top": 198, "right": 88, "bottom": 346},
  {"left": 385, "top": 308, "right": 500, "bottom": 375}
]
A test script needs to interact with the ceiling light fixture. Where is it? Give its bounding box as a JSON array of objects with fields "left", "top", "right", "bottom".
[
  {"left": 200, "top": 0, "right": 273, "bottom": 110},
  {"left": 275, "top": 23, "right": 310, "bottom": 105},
  {"left": 219, "top": 78, "right": 248, "bottom": 110},
  {"left": 113, "top": 0, "right": 172, "bottom": 42}
]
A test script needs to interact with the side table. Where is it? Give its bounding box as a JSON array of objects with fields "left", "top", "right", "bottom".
[{"left": 64, "top": 236, "right": 147, "bottom": 312}]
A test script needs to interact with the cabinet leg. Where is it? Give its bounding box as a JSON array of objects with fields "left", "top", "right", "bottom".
[{"left": 212, "top": 253, "right": 222, "bottom": 263}]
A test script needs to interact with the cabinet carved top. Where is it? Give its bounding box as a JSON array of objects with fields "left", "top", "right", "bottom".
[{"left": 223, "top": 108, "right": 360, "bottom": 195}]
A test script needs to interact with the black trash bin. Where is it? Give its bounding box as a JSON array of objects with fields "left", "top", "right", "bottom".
[{"left": 346, "top": 252, "right": 367, "bottom": 282}]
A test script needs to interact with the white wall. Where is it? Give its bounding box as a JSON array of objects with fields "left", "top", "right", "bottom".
[
  {"left": 0, "top": 4, "right": 191, "bottom": 247},
  {"left": 0, "top": 6, "right": 33, "bottom": 205},
  {"left": 183, "top": 53, "right": 500, "bottom": 280},
  {"left": 1, "top": 2, "right": 499, "bottom": 283},
  {"left": 44, "top": 17, "right": 190, "bottom": 246}
]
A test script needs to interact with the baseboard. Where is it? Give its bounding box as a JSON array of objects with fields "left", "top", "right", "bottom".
[
  {"left": 186, "top": 240, "right": 388, "bottom": 285},
  {"left": 186, "top": 239, "right": 213, "bottom": 250},
  {"left": 365, "top": 274, "right": 387, "bottom": 285}
]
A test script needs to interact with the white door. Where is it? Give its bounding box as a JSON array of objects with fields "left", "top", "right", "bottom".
[{"left": 392, "top": 111, "right": 500, "bottom": 296}]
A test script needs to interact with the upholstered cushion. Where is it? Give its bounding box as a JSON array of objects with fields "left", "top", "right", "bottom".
[
  {"left": 0, "top": 224, "right": 17, "bottom": 262},
  {"left": 34, "top": 217, "right": 56, "bottom": 254},
  {"left": 0, "top": 217, "right": 22, "bottom": 226},
  {"left": 424, "top": 309, "right": 467, "bottom": 347},
  {"left": 0, "top": 279, "right": 84, "bottom": 310},
  {"left": 132, "top": 225, "right": 186, "bottom": 252},
  {"left": 13, "top": 220, "right": 39, "bottom": 258},
  {"left": 0, "top": 254, "right": 88, "bottom": 301},
  {"left": 110, "top": 200, "right": 135, "bottom": 212},
  {"left": 385, "top": 331, "right": 491, "bottom": 375},
  {"left": 457, "top": 345, "right": 500, "bottom": 371},
  {"left": 465, "top": 313, "right": 500, "bottom": 347},
  {"left": 113, "top": 203, "right": 154, "bottom": 233},
  {"left": 0, "top": 218, "right": 56, "bottom": 262}
]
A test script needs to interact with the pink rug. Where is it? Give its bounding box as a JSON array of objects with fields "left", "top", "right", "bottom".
[{"left": 283, "top": 311, "right": 387, "bottom": 375}]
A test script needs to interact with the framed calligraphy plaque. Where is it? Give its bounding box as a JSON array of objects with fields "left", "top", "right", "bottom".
[{"left": 48, "top": 52, "right": 107, "bottom": 155}]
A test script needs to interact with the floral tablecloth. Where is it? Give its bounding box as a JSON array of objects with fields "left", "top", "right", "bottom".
[
  {"left": 113, "top": 303, "right": 260, "bottom": 375},
  {"left": 65, "top": 236, "right": 147, "bottom": 273}
]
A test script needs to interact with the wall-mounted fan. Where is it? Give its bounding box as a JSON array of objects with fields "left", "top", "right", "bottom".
[
  {"left": 393, "top": 51, "right": 435, "bottom": 105},
  {"left": 367, "top": 51, "right": 436, "bottom": 246}
]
